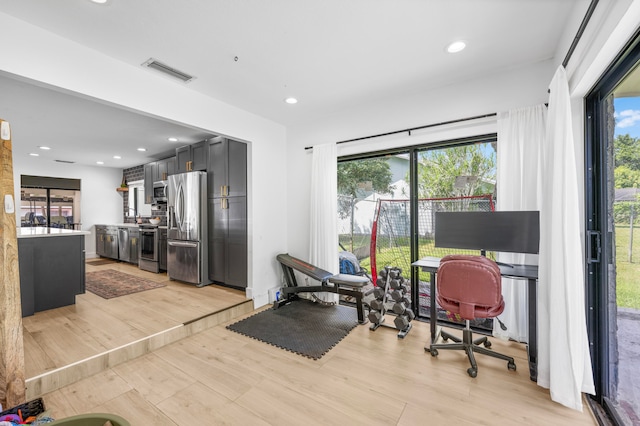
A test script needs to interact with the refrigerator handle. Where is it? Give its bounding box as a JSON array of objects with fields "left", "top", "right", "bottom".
[
  {"left": 176, "top": 183, "right": 184, "bottom": 231},
  {"left": 168, "top": 205, "right": 175, "bottom": 229}
]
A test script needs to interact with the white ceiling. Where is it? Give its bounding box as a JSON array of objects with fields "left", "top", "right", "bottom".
[{"left": 0, "top": 0, "right": 591, "bottom": 168}]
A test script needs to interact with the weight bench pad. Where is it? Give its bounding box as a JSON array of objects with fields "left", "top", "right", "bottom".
[{"left": 328, "top": 274, "right": 369, "bottom": 287}]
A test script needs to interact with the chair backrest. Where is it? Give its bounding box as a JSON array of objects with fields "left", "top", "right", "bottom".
[{"left": 436, "top": 254, "right": 504, "bottom": 320}]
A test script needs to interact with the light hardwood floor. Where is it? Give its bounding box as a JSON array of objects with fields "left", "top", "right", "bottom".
[
  {"left": 31, "top": 279, "right": 597, "bottom": 425},
  {"left": 23, "top": 261, "right": 249, "bottom": 384}
]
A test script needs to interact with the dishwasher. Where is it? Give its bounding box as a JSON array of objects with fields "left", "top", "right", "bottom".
[{"left": 118, "top": 227, "right": 131, "bottom": 263}]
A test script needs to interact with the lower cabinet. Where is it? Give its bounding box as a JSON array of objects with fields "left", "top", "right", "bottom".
[
  {"left": 18, "top": 235, "right": 85, "bottom": 316},
  {"left": 96, "top": 225, "right": 118, "bottom": 259},
  {"left": 208, "top": 196, "right": 247, "bottom": 288}
]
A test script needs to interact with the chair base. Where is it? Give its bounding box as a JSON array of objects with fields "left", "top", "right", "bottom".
[{"left": 429, "top": 321, "right": 516, "bottom": 378}]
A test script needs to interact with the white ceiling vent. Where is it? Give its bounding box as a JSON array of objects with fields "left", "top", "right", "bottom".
[{"left": 142, "top": 58, "right": 195, "bottom": 83}]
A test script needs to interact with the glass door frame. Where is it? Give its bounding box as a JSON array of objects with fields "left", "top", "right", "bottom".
[{"left": 584, "top": 27, "right": 640, "bottom": 422}]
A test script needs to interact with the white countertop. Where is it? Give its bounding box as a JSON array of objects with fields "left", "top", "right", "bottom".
[{"left": 17, "top": 227, "right": 90, "bottom": 238}]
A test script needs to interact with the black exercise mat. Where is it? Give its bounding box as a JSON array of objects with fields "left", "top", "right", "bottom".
[{"left": 226, "top": 300, "right": 359, "bottom": 360}]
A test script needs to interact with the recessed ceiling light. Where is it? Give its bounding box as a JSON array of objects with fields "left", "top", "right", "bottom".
[
  {"left": 137, "top": 148, "right": 147, "bottom": 152},
  {"left": 29, "top": 153, "right": 39, "bottom": 157},
  {"left": 96, "top": 161, "right": 104, "bottom": 165},
  {"left": 39, "top": 146, "right": 51, "bottom": 150},
  {"left": 113, "top": 155, "right": 121, "bottom": 159},
  {"left": 446, "top": 40, "right": 467, "bottom": 53},
  {"left": 168, "top": 137, "right": 178, "bottom": 142},
  {"left": 90, "top": 0, "right": 108, "bottom": 4},
  {"left": 284, "top": 97, "right": 298, "bottom": 104}
]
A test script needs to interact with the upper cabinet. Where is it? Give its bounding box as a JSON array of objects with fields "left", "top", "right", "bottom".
[
  {"left": 207, "top": 137, "right": 247, "bottom": 198},
  {"left": 156, "top": 156, "right": 175, "bottom": 181},
  {"left": 176, "top": 140, "right": 207, "bottom": 174}
]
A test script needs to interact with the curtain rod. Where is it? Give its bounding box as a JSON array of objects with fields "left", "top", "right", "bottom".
[
  {"left": 562, "top": 0, "right": 599, "bottom": 68},
  {"left": 303, "top": 113, "right": 497, "bottom": 150}
]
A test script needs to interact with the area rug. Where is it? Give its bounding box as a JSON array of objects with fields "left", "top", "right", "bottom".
[
  {"left": 226, "top": 299, "right": 359, "bottom": 360},
  {"left": 85, "top": 269, "right": 166, "bottom": 299},
  {"left": 86, "top": 258, "right": 118, "bottom": 266}
]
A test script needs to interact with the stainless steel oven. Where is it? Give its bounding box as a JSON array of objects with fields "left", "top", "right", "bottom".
[{"left": 139, "top": 224, "right": 159, "bottom": 273}]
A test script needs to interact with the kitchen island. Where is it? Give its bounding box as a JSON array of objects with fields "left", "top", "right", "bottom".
[{"left": 17, "top": 227, "right": 89, "bottom": 317}]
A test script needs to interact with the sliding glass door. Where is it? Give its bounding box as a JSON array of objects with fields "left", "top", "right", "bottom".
[
  {"left": 585, "top": 30, "right": 640, "bottom": 425},
  {"left": 337, "top": 135, "right": 497, "bottom": 329}
]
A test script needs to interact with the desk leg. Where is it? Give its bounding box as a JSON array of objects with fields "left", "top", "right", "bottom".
[
  {"left": 528, "top": 277, "right": 537, "bottom": 382},
  {"left": 427, "top": 271, "right": 437, "bottom": 350}
]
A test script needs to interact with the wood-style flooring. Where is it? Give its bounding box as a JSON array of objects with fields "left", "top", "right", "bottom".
[
  {"left": 25, "top": 262, "right": 597, "bottom": 425},
  {"left": 23, "top": 260, "right": 249, "bottom": 380}
]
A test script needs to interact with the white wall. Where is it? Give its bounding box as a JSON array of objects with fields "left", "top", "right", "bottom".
[
  {"left": 0, "top": 12, "right": 288, "bottom": 307},
  {"left": 13, "top": 156, "right": 123, "bottom": 257},
  {"left": 286, "top": 59, "right": 556, "bottom": 260}
]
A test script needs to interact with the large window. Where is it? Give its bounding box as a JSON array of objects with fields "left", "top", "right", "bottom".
[
  {"left": 337, "top": 135, "right": 497, "bottom": 327},
  {"left": 20, "top": 175, "right": 81, "bottom": 229}
]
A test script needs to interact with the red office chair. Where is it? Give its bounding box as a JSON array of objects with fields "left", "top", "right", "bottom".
[{"left": 429, "top": 254, "right": 516, "bottom": 377}]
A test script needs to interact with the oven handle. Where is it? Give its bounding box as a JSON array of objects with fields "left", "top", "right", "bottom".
[{"left": 168, "top": 240, "right": 198, "bottom": 248}]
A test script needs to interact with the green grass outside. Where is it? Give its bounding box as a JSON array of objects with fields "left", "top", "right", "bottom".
[
  {"left": 351, "top": 229, "right": 640, "bottom": 309},
  {"left": 614, "top": 225, "right": 640, "bottom": 309}
]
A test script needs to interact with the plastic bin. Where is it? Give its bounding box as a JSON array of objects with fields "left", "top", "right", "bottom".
[{"left": 47, "top": 413, "right": 130, "bottom": 426}]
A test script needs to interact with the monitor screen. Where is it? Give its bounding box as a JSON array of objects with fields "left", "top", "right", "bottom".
[{"left": 434, "top": 211, "right": 540, "bottom": 254}]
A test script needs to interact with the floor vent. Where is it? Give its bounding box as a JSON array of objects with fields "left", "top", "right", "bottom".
[{"left": 142, "top": 58, "right": 195, "bottom": 83}]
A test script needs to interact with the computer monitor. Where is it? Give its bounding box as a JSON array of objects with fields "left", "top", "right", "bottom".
[{"left": 434, "top": 211, "right": 540, "bottom": 254}]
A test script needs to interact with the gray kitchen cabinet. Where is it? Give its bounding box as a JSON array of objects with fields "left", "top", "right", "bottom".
[
  {"left": 207, "top": 137, "right": 247, "bottom": 198},
  {"left": 144, "top": 162, "right": 154, "bottom": 204},
  {"left": 18, "top": 234, "right": 85, "bottom": 316},
  {"left": 208, "top": 197, "right": 247, "bottom": 288},
  {"left": 96, "top": 225, "right": 118, "bottom": 259},
  {"left": 207, "top": 137, "right": 247, "bottom": 288},
  {"left": 156, "top": 156, "right": 175, "bottom": 181},
  {"left": 176, "top": 140, "right": 207, "bottom": 174}
]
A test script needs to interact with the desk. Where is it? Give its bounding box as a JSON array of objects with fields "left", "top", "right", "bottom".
[{"left": 412, "top": 256, "right": 539, "bottom": 381}]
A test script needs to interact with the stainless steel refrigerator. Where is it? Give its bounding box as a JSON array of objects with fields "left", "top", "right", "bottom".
[{"left": 167, "top": 171, "right": 210, "bottom": 286}]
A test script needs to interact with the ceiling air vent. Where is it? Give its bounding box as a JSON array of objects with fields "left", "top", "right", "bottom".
[
  {"left": 55, "top": 159, "right": 75, "bottom": 164},
  {"left": 142, "top": 58, "right": 195, "bottom": 83}
]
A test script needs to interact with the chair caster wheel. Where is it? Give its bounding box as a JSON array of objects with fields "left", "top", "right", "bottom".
[
  {"left": 467, "top": 368, "right": 477, "bottom": 378},
  {"left": 430, "top": 348, "right": 438, "bottom": 357},
  {"left": 508, "top": 361, "right": 516, "bottom": 371},
  {"left": 484, "top": 340, "right": 492, "bottom": 348}
]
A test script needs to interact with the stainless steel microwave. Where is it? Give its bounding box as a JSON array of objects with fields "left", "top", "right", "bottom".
[{"left": 152, "top": 180, "right": 168, "bottom": 203}]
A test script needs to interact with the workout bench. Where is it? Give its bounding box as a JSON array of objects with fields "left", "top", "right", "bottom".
[{"left": 275, "top": 253, "right": 369, "bottom": 324}]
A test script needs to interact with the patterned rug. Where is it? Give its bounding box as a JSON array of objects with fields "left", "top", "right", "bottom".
[{"left": 85, "top": 269, "right": 166, "bottom": 299}]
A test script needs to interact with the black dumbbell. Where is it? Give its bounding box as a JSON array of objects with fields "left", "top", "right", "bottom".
[
  {"left": 376, "top": 278, "right": 386, "bottom": 287},
  {"left": 373, "top": 287, "right": 386, "bottom": 300},
  {"left": 390, "top": 289, "right": 410, "bottom": 302},
  {"left": 368, "top": 310, "right": 383, "bottom": 324},
  {"left": 379, "top": 268, "right": 388, "bottom": 279},
  {"left": 370, "top": 299, "right": 384, "bottom": 311},
  {"left": 392, "top": 302, "right": 410, "bottom": 315},
  {"left": 394, "top": 315, "right": 413, "bottom": 330}
]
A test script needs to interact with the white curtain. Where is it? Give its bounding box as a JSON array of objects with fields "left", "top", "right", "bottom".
[
  {"left": 309, "top": 143, "right": 339, "bottom": 303},
  {"left": 537, "top": 66, "right": 594, "bottom": 410},
  {"left": 495, "top": 105, "right": 546, "bottom": 342}
]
